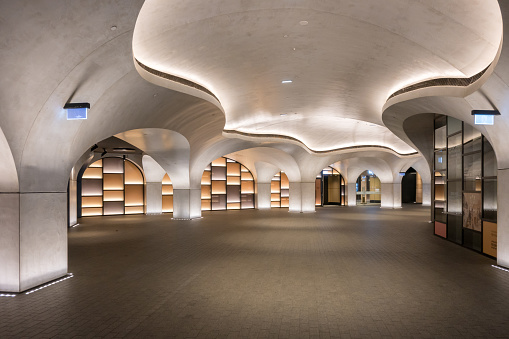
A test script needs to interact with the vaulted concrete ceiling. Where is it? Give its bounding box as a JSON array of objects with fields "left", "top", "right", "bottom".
[{"left": 133, "top": 0, "right": 502, "bottom": 153}]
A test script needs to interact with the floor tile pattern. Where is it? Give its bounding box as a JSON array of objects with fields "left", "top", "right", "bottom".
[{"left": 1, "top": 205, "right": 509, "bottom": 338}]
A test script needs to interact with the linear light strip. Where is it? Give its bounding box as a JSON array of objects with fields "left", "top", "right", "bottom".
[
  {"left": 0, "top": 294, "right": 16, "bottom": 298},
  {"left": 25, "top": 273, "right": 74, "bottom": 295},
  {"left": 492, "top": 265, "right": 509, "bottom": 273}
]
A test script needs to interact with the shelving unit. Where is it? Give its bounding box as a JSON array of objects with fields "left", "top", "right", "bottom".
[
  {"left": 80, "top": 157, "right": 145, "bottom": 217},
  {"left": 271, "top": 172, "right": 289, "bottom": 208},
  {"left": 81, "top": 159, "right": 103, "bottom": 216},
  {"left": 433, "top": 115, "right": 498, "bottom": 257},
  {"left": 162, "top": 174, "right": 174, "bottom": 213},
  {"left": 201, "top": 157, "right": 255, "bottom": 211}
]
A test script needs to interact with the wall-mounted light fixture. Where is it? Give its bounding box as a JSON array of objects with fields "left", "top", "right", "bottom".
[
  {"left": 471, "top": 109, "right": 500, "bottom": 125},
  {"left": 399, "top": 172, "right": 405, "bottom": 176},
  {"left": 64, "top": 103, "right": 90, "bottom": 120}
]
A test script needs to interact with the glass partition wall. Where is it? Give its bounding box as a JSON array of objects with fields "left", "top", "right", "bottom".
[{"left": 433, "top": 115, "right": 497, "bottom": 257}]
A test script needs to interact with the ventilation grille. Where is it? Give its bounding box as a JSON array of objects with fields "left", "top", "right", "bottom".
[
  {"left": 388, "top": 64, "right": 490, "bottom": 100},
  {"left": 135, "top": 59, "right": 219, "bottom": 102}
]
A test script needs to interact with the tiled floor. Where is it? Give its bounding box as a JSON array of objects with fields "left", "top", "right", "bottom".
[{"left": 2, "top": 205, "right": 509, "bottom": 338}]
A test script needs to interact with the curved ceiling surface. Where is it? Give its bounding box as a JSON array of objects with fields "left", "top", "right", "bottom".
[{"left": 133, "top": 0, "right": 502, "bottom": 154}]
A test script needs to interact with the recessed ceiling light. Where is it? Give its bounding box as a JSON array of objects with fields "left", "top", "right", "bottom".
[
  {"left": 110, "top": 25, "right": 117, "bottom": 31},
  {"left": 281, "top": 80, "right": 293, "bottom": 84},
  {"left": 284, "top": 35, "right": 288, "bottom": 38},
  {"left": 299, "top": 21, "right": 308, "bottom": 26},
  {"left": 280, "top": 113, "right": 287, "bottom": 116}
]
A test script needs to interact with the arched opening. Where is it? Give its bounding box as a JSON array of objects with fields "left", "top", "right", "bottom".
[
  {"left": 270, "top": 171, "right": 289, "bottom": 208},
  {"left": 159, "top": 156, "right": 256, "bottom": 212},
  {"left": 315, "top": 167, "right": 346, "bottom": 207},
  {"left": 202, "top": 157, "right": 255, "bottom": 210},
  {"left": 356, "top": 170, "right": 381, "bottom": 206},
  {"left": 401, "top": 167, "right": 423, "bottom": 204},
  {"left": 79, "top": 157, "right": 145, "bottom": 217},
  {"left": 433, "top": 115, "right": 497, "bottom": 256}
]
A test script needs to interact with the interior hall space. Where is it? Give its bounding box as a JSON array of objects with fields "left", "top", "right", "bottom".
[
  {"left": 2, "top": 206, "right": 509, "bottom": 338},
  {"left": 2, "top": 0, "right": 509, "bottom": 338}
]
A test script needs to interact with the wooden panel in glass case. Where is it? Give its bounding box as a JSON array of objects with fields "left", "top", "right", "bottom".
[
  {"left": 82, "top": 207, "right": 103, "bottom": 216},
  {"left": 227, "top": 176, "right": 241, "bottom": 185},
  {"left": 103, "top": 190, "right": 124, "bottom": 201},
  {"left": 82, "top": 167, "right": 102, "bottom": 179},
  {"left": 162, "top": 174, "right": 172, "bottom": 184},
  {"left": 227, "top": 162, "right": 241, "bottom": 176},
  {"left": 241, "top": 180, "right": 254, "bottom": 193},
  {"left": 125, "top": 161, "right": 143, "bottom": 184},
  {"left": 103, "top": 201, "right": 124, "bottom": 215},
  {"left": 211, "top": 180, "right": 226, "bottom": 194},
  {"left": 201, "top": 185, "right": 211, "bottom": 199},
  {"left": 102, "top": 157, "right": 124, "bottom": 173},
  {"left": 227, "top": 185, "right": 240, "bottom": 203},
  {"left": 241, "top": 172, "right": 253, "bottom": 180},
  {"left": 227, "top": 202, "right": 241, "bottom": 210},
  {"left": 211, "top": 166, "right": 226, "bottom": 180},
  {"left": 125, "top": 206, "right": 144, "bottom": 214},
  {"left": 82, "top": 196, "right": 103, "bottom": 208},
  {"left": 162, "top": 185, "right": 173, "bottom": 195},
  {"left": 89, "top": 159, "right": 102, "bottom": 168},
  {"left": 125, "top": 185, "right": 144, "bottom": 206},
  {"left": 201, "top": 170, "right": 211, "bottom": 185},
  {"left": 281, "top": 172, "right": 289, "bottom": 189},
  {"left": 211, "top": 157, "right": 226, "bottom": 167},
  {"left": 82, "top": 179, "right": 103, "bottom": 196},
  {"left": 103, "top": 173, "right": 124, "bottom": 190},
  {"left": 162, "top": 195, "right": 173, "bottom": 213},
  {"left": 201, "top": 199, "right": 211, "bottom": 211}
]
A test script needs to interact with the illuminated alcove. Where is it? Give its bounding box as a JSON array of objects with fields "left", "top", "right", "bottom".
[
  {"left": 162, "top": 157, "right": 255, "bottom": 213},
  {"left": 356, "top": 170, "right": 381, "bottom": 206},
  {"left": 80, "top": 157, "right": 145, "bottom": 216},
  {"left": 315, "top": 166, "right": 346, "bottom": 207}
]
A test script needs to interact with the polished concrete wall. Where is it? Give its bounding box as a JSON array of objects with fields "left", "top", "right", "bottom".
[
  {"left": 146, "top": 182, "right": 163, "bottom": 214},
  {"left": 498, "top": 169, "right": 509, "bottom": 268},
  {"left": 0, "top": 193, "right": 20, "bottom": 292},
  {"left": 19, "top": 193, "right": 68, "bottom": 292}
]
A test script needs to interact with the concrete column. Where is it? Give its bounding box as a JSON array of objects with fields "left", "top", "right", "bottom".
[
  {"left": 301, "top": 182, "right": 316, "bottom": 212},
  {"left": 347, "top": 183, "right": 357, "bottom": 206},
  {"left": 0, "top": 192, "right": 67, "bottom": 293},
  {"left": 68, "top": 179, "right": 78, "bottom": 226},
  {"left": 422, "top": 183, "right": 432, "bottom": 206},
  {"left": 498, "top": 169, "right": 509, "bottom": 268},
  {"left": 289, "top": 182, "right": 302, "bottom": 212},
  {"left": 146, "top": 182, "right": 163, "bottom": 215},
  {"left": 257, "top": 182, "right": 271, "bottom": 210},
  {"left": 173, "top": 188, "right": 201, "bottom": 219},
  {"left": 393, "top": 182, "right": 402, "bottom": 208},
  {"left": 381, "top": 183, "right": 394, "bottom": 208}
]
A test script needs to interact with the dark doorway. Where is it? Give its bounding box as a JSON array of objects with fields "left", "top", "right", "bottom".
[{"left": 401, "top": 167, "right": 421, "bottom": 203}]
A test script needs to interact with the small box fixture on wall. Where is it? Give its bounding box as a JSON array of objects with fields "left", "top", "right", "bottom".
[
  {"left": 64, "top": 102, "right": 90, "bottom": 120},
  {"left": 471, "top": 109, "right": 500, "bottom": 125}
]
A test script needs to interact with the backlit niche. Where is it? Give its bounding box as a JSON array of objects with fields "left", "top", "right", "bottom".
[
  {"left": 271, "top": 172, "right": 290, "bottom": 208},
  {"left": 81, "top": 157, "right": 145, "bottom": 216},
  {"left": 161, "top": 157, "right": 255, "bottom": 213},
  {"left": 315, "top": 166, "right": 346, "bottom": 206}
]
